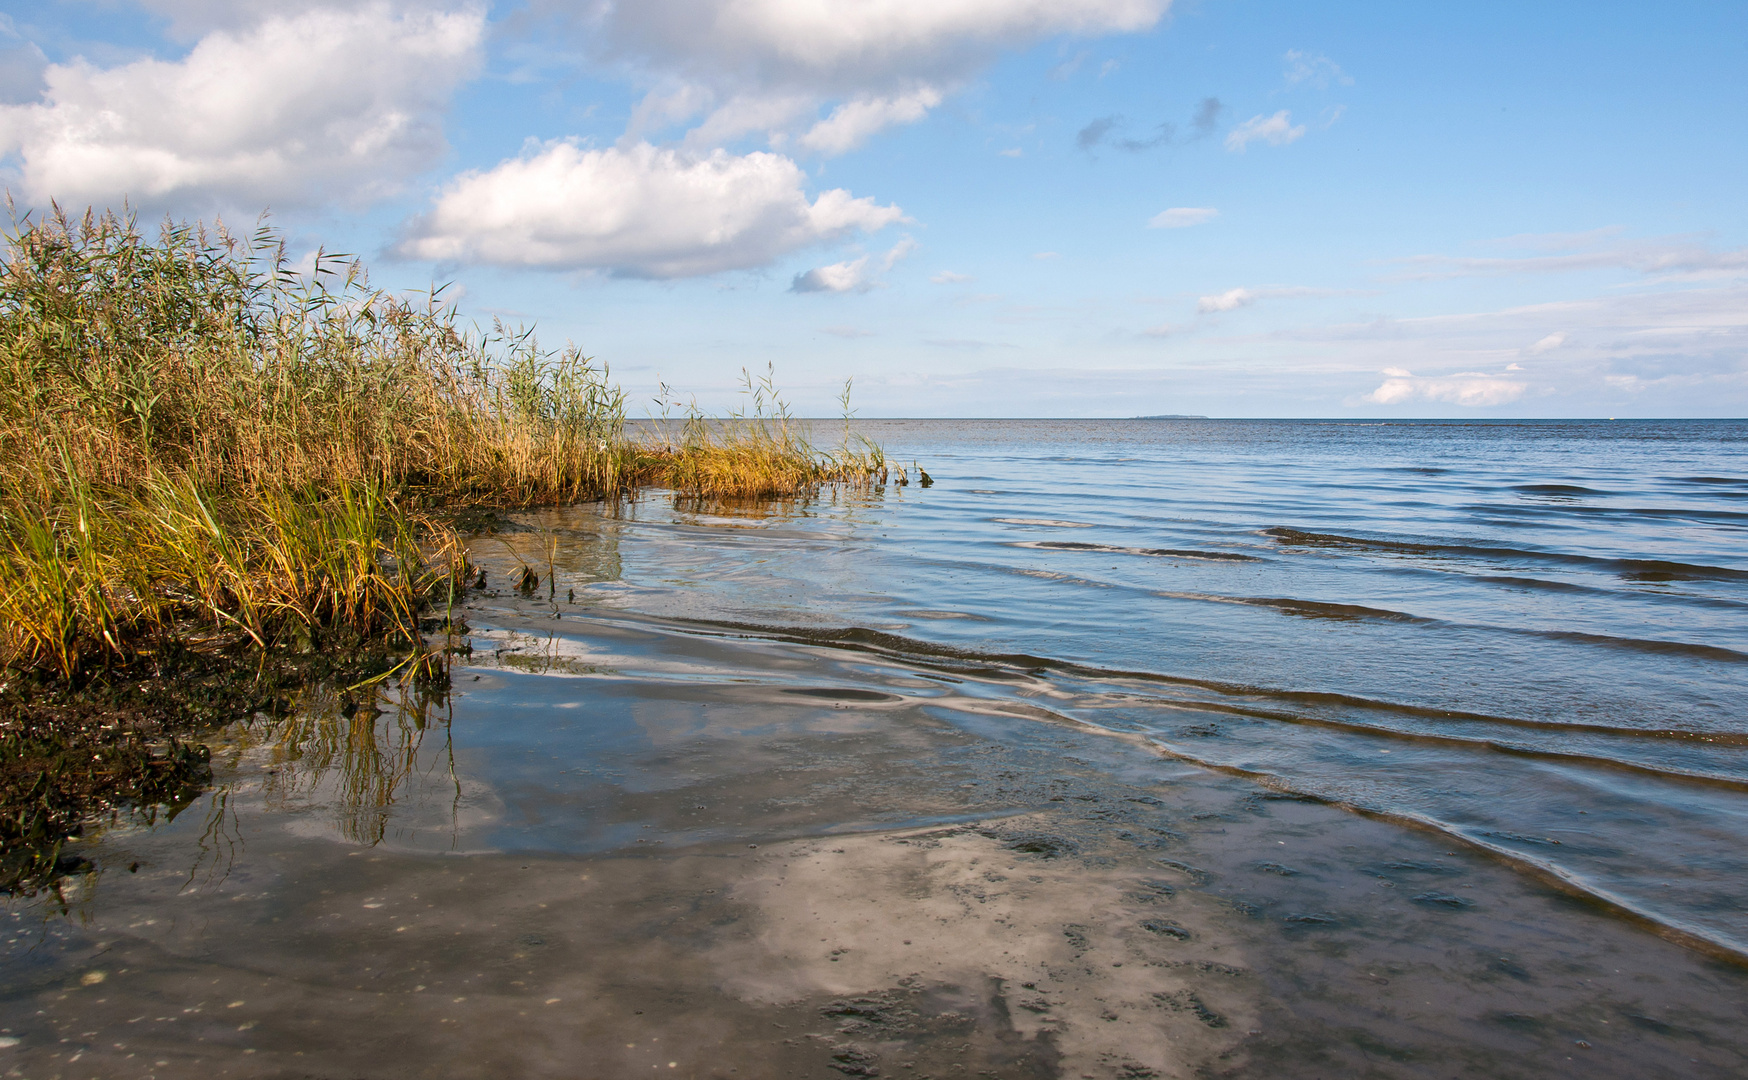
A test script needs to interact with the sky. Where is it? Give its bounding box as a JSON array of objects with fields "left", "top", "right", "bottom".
[{"left": 1, "top": 1, "right": 1744, "bottom": 418}]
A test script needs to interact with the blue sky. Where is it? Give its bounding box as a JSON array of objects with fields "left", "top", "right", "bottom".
[{"left": 2, "top": 1, "right": 1743, "bottom": 417}]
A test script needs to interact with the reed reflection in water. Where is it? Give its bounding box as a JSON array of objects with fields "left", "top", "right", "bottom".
[{"left": 213, "top": 678, "right": 462, "bottom": 849}]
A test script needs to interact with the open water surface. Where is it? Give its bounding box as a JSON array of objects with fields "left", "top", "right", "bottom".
[
  {"left": 624, "top": 419, "right": 1748, "bottom": 947},
  {"left": 5, "top": 417, "right": 1748, "bottom": 1079}
]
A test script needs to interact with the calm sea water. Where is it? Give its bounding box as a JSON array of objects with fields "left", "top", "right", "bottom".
[
  {"left": 8, "top": 417, "right": 1748, "bottom": 1078},
  {"left": 571, "top": 418, "right": 1748, "bottom": 957}
]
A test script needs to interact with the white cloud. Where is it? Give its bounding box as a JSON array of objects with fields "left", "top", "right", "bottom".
[
  {"left": 932, "top": 271, "right": 973, "bottom": 284},
  {"left": 998, "top": 147, "right": 1023, "bottom": 157},
  {"left": 1224, "top": 110, "right": 1305, "bottom": 152},
  {"left": 1364, "top": 370, "right": 1527, "bottom": 407},
  {"left": 1283, "top": 50, "right": 1351, "bottom": 88},
  {"left": 881, "top": 236, "right": 919, "bottom": 271},
  {"left": 1527, "top": 331, "right": 1567, "bottom": 354},
  {"left": 674, "top": 90, "right": 817, "bottom": 149},
  {"left": 1032, "top": 251, "right": 1061, "bottom": 260},
  {"left": 797, "top": 86, "right": 944, "bottom": 154},
  {"left": 1149, "top": 206, "right": 1218, "bottom": 229},
  {"left": 573, "top": 0, "right": 1171, "bottom": 152},
  {"left": 590, "top": 0, "right": 1170, "bottom": 90},
  {"left": 0, "top": 3, "right": 484, "bottom": 212},
  {"left": 127, "top": 0, "right": 351, "bottom": 37},
  {"left": 792, "top": 236, "right": 917, "bottom": 293},
  {"left": 1197, "top": 287, "right": 1255, "bottom": 313},
  {"left": 398, "top": 140, "right": 905, "bottom": 279},
  {"left": 624, "top": 80, "right": 720, "bottom": 142},
  {"left": 792, "top": 256, "right": 872, "bottom": 293},
  {"left": 1196, "top": 284, "right": 1335, "bottom": 314}
]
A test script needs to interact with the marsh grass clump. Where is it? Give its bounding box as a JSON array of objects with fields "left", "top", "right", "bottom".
[
  {"left": 0, "top": 205, "right": 896, "bottom": 885},
  {"left": 643, "top": 368, "right": 887, "bottom": 499},
  {"left": 0, "top": 207, "right": 633, "bottom": 503},
  {"left": 0, "top": 206, "right": 892, "bottom": 681},
  {"left": 0, "top": 470, "right": 465, "bottom": 678}
]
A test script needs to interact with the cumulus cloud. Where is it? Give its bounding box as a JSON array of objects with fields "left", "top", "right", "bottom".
[
  {"left": 0, "top": 3, "right": 485, "bottom": 213},
  {"left": 587, "top": 0, "right": 1170, "bottom": 90},
  {"left": 398, "top": 140, "right": 905, "bottom": 279},
  {"left": 1363, "top": 370, "right": 1528, "bottom": 407},
  {"left": 1149, "top": 207, "right": 1218, "bottom": 229},
  {"left": 797, "top": 86, "right": 943, "bottom": 154},
  {"left": 566, "top": 0, "right": 1172, "bottom": 153},
  {"left": 791, "top": 257, "right": 872, "bottom": 293},
  {"left": 792, "top": 236, "right": 917, "bottom": 293},
  {"left": 127, "top": 0, "right": 352, "bottom": 37},
  {"left": 932, "top": 271, "right": 973, "bottom": 283},
  {"left": 1224, "top": 110, "right": 1305, "bottom": 152}
]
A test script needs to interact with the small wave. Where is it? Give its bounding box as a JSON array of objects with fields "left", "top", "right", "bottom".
[
  {"left": 1248, "top": 598, "right": 1429, "bottom": 623},
  {"left": 893, "top": 609, "right": 992, "bottom": 621},
  {"left": 1513, "top": 483, "right": 1609, "bottom": 497},
  {"left": 1670, "top": 476, "right": 1748, "bottom": 487},
  {"left": 1265, "top": 527, "right": 1748, "bottom": 583},
  {"left": 1015, "top": 540, "right": 1261, "bottom": 562},
  {"left": 1526, "top": 630, "right": 1748, "bottom": 664},
  {"left": 992, "top": 517, "right": 1097, "bottom": 528},
  {"left": 668, "top": 614, "right": 1748, "bottom": 748},
  {"left": 1474, "top": 574, "right": 1598, "bottom": 594},
  {"left": 1153, "top": 591, "right": 1429, "bottom": 624}
]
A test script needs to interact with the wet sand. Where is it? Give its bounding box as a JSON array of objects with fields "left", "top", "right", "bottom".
[{"left": 4, "top": 609, "right": 1747, "bottom": 1079}]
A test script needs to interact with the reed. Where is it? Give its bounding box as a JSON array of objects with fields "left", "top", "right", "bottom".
[
  {"left": 640, "top": 367, "right": 887, "bottom": 499},
  {"left": 0, "top": 207, "right": 887, "bottom": 681},
  {"left": 0, "top": 468, "right": 465, "bottom": 679}
]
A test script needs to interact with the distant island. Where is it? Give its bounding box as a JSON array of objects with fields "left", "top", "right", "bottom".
[{"left": 1134, "top": 414, "right": 1210, "bottom": 419}]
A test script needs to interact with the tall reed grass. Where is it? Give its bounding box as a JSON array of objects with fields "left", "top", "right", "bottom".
[{"left": 0, "top": 207, "right": 885, "bottom": 680}]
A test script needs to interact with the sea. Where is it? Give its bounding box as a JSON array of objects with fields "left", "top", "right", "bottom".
[
  {"left": 617, "top": 417, "right": 1748, "bottom": 958},
  {"left": 5, "top": 417, "right": 1747, "bottom": 1079}
]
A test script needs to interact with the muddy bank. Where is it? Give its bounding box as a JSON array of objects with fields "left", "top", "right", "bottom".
[
  {"left": 3, "top": 610, "right": 1746, "bottom": 1079},
  {"left": 0, "top": 648, "right": 431, "bottom": 897}
]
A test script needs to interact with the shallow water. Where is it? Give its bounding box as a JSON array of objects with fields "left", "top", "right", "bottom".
[
  {"left": 5, "top": 417, "right": 1748, "bottom": 1079},
  {"left": 585, "top": 418, "right": 1748, "bottom": 957}
]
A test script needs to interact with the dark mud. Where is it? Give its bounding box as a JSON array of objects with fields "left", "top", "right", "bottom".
[{"left": 0, "top": 648, "right": 418, "bottom": 897}]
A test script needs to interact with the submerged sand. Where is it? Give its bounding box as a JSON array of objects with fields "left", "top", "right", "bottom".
[{"left": 3, "top": 609, "right": 1746, "bottom": 1079}]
